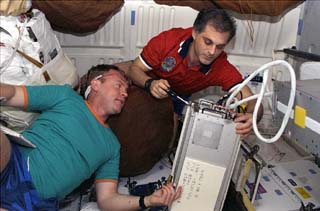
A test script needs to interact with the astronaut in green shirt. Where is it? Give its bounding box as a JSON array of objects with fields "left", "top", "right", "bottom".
[{"left": 0, "top": 64, "right": 182, "bottom": 211}]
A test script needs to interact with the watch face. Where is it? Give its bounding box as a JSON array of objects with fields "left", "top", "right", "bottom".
[
  {"left": 144, "top": 78, "right": 155, "bottom": 92},
  {"left": 139, "top": 195, "right": 147, "bottom": 209}
]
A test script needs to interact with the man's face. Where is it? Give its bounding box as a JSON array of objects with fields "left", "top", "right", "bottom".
[
  {"left": 95, "top": 70, "right": 128, "bottom": 115},
  {"left": 192, "top": 24, "right": 230, "bottom": 65}
]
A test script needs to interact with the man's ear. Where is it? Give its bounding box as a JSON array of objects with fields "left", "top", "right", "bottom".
[
  {"left": 192, "top": 29, "right": 197, "bottom": 39},
  {"left": 90, "top": 79, "right": 100, "bottom": 92}
]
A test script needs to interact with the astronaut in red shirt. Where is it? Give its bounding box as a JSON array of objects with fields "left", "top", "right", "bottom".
[
  {"left": 128, "top": 8, "right": 263, "bottom": 138},
  {"left": 139, "top": 27, "right": 242, "bottom": 95}
]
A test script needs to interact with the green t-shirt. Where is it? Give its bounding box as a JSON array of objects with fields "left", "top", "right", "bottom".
[{"left": 20, "top": 85, "right": 120, "bottom": 199}]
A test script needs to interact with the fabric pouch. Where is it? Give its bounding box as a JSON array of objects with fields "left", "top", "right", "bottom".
[{"left": 28, "top": 49, "right": 79, "bottom": 87}]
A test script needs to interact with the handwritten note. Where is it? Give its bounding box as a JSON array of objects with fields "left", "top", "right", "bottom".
[{"left": 171, "top": 157, "right": 226, "bottom": 211}]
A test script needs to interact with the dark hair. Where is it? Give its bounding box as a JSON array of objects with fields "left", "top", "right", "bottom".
[
  {"left": 79, "top": 64, "right": 126, "bottom": 98},
  {"left": 193, "top": 8, "right": 236, "bottom": 42}
]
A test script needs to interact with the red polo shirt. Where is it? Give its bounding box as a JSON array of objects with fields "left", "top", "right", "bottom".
[{"left": 140, "top": 27, "right": 243, "bottom": 95}]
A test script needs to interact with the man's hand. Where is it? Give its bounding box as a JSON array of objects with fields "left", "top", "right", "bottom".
[
  {"left": 149, "top": 79, "right": 170, "bottom": 99},
  {"left": 96, "top": 181, "right": 181, "bottom": 211},
  {"left": 144, "top": 183, "right": 182, "bottom": 207},
  {"left": 234, "top": 113, "right": 253, "bottom": 138}
]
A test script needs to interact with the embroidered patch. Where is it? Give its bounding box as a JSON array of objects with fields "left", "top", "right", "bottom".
[{"left": 161, "top": 56, "right": 176, "bottom": 72}]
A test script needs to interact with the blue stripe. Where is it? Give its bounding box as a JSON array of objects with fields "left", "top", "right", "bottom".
[
  {"left": 24, "top": 192, "right": 33, "bottom": 211},
  {"left": 298, "top": 19, "right": 303, "bottom": 35},
  {"left": 131, "top": 10, "right": 136, "bottom": 25}
]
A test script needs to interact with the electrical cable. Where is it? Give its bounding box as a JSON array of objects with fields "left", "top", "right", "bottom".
[{"left": 225, "top": 60, "right": 296, "bottom": 143}]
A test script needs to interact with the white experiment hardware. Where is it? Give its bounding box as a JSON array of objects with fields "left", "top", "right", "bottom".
[
  {"left": 171, "top": 99, "right": 241, "bottom": 211},
  {"left": 274, "top": 79, "right": 320, "bottom": 156},
  {"left": 170, "top": 60, "right": 297, "bottom": 211}
]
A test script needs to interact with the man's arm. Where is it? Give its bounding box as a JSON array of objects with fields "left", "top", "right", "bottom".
[
  {"left": 96, "top": 180, "right": 182, "bottom": 211},
  {"left": 0, "top": 84, "right": 26, "bottom": 108},
  {"left": 233, "top": 85, "right": 264, "bottom": 138},
  {"left": 127, "top": 57, "right": 151, "bottom": 88},
  {"left": 127, "top": 57, "right": 170, "bottom": 99}
]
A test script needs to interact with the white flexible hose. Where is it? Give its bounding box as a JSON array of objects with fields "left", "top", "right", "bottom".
[
  {"left": 226, "top": 60, "right": 296, "bottom": 143},
  {"left": 227, "top": 92, "right": 273, "bottom": 109}
]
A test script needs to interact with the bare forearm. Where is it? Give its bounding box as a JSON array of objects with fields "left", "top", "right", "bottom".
[
  {"left": 246, "top": 101, "right": 264, "bottom": 122},
  {"left": 0, "top": 83, "right": 25, "bottom": 107},
  {"left": 127, "top": 58, "right": 151, "bottom": 87},
  {"left": 98, "top": 193, "right": 141, "bottom": 211}
]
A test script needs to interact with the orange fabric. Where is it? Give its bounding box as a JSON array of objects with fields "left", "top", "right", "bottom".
[
  {"left": 85, "top": 101, "right": 108, "bottom": 127},
  {"left": 95, "top": 179, "right": 118, "bottom": 184},
  {"left": 21, "top": 86, "right": 28, "bottom": 109}
]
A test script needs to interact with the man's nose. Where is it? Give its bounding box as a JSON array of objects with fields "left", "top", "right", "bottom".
[
  {"left": 121, "top": 89, "right": 128, "bottom": 98},
  {"left": 209, "top": 45, "right": 216, "bottom": 55}
]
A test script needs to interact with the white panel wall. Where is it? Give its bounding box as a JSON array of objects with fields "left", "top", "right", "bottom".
[
  {"left": 227, "top": 7, "right": 301, "bottom": 78},
  {"left": 55, "top": 4, "right": 130, "bottom": 76},
  {"left": 56, "top": 0, "right": 301, "bottom": 78}
]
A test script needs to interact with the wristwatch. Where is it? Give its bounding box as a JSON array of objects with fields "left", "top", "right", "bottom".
[
  {"left": 144, "top": 78, "right": 155, "bottom": 93},
  {"left": 139, "top": 195, "right": 148, "bottom": 210}
]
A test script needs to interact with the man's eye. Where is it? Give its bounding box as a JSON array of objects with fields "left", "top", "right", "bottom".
[
  {"left": 204, "top": 39, "right": 212, "bottom": 45},
  {"left": 216, "top": 45, "right": 225, "bottom": 50}
]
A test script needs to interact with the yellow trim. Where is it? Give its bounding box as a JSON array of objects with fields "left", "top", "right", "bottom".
[
  {"left": 294, "top": 105, "right": 306, "bottom": 128},
  {"left": 241, "top": 159, "right": 256, "bottom": 211},
  {"left": 295, "top": 187, "right": 311, "bottom": 199}
]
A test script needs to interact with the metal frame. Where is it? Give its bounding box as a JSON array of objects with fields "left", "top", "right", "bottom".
[{"left": 171, "top": 99, "right": 241, "bottom": 211}]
